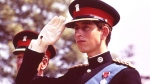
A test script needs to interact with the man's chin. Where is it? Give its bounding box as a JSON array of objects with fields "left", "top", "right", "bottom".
[
  {"left": 77, "top": 45, "right": 89, "bottom": 52},
  {"left": 78, "top": 48, "right": 87, "bottom": 53}
]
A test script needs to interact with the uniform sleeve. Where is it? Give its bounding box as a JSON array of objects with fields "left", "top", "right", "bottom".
[
  {"left": 121, "top": 68, "right": 142, "bottom": 84},
  {"left": 29, "top": 75, "right": 66, "bottom": 84},
  {"left": 15, "top": 48, "right": 44, "bottom": 84},
  {"left": 110, "top": 68, "right": 142, "bottom": 84},
  {"left": 15, "top": 48, "right": 73, "bottom": 84}
]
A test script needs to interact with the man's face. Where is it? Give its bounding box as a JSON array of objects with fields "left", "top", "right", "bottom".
[
  {"left": 15, "top": 52, "right": 24, "bottom": 71},
  {"left": 15, "top": 51, "right": 49, "bottom": 76},
  {"left": 74, "top": 21, "right": 103, "bottom": 55}
]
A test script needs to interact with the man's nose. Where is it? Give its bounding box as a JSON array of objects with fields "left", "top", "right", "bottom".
[{"left": 75, "top": 29, "right": 83, "bottom": 37}]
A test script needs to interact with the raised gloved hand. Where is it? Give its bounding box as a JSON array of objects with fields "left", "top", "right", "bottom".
[
  {"left": 29, "top": 16, "right": 66, "bottom": 52},
  {"left": 38, "top": 16, "right": 66, "bottom": 47}
]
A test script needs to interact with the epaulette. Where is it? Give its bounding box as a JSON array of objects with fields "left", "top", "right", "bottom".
[
  {"left": 68, "top": 64, "right": 88, "bottom": 69},
  {"left": 113, "top": 58, "right": 135, "bottom": 69}
]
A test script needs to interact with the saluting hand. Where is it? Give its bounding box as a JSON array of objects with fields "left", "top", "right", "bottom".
[
  {"left": 28, "top": 16, "right": 66, "bottom": 53},
  {"left": 38, "top": 16, "right": 66, "bottom": 46}
]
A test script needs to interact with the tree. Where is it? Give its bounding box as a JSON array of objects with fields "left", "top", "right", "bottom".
[{"left": 0, "top": 0, "right": 86, "bottom": 83}]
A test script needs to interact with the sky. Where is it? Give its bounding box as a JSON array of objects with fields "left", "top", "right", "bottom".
[{"left": 102, "top": 0, "right": 150, "bottom": 81}]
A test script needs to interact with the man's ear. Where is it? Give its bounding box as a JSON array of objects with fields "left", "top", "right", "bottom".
[
  {"left": 101, "top": 26, "right": 110, "bottom": 40},
  {"left": 41, "top": 57, "right": 49, "bottom": 70}
]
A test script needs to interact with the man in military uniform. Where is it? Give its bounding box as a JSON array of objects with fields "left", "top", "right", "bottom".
[
  {"left": 15, "top": 0, "right": 142, "bottom": 84},
  {"left": 13, "top": 30, "right": 56, "bottom": 76}
]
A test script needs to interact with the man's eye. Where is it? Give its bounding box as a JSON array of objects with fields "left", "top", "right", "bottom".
[
  {"left": 74, "top": 26, "right": 79, "bottom": 30},
  {"left": 17, "top": 57, "right": 20, "bottom": 59},
  {"left": 83, "top": 26, "right": 90, "bottom": 30},
  {"left": 17, "top": 56, "right": 22, "bottom": 59},
  {"left": 17, "top": 56, "right": 20, "bottom": 58}
]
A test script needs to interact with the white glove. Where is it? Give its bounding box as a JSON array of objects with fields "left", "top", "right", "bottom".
[{"left": 29, "top": 16, "right": 66, "bottom": 53}]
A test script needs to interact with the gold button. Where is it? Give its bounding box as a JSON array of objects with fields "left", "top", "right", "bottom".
[{"left": 87, "top": 69, "right": 91, "bottom": 73}]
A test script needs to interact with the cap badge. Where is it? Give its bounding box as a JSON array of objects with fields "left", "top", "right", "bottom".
[
  {"left": 75, "top": 4, "right": 80, "bottom": 12},
  {"left": 23, "top": 36, "right": 27, "bottom": 41}
]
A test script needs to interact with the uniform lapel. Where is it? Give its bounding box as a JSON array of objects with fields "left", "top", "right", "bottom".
[{"left": 80, "top": 51, "right": 113, "bottom": 84}]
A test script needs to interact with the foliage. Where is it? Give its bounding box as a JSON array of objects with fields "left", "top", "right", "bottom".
[{"left": 0, "top": 0, "right": 86, "bottom": 83}]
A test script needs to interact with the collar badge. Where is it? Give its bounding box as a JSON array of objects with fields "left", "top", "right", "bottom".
[{"left": 97, "top": 57, "right": 103, "bottom": 63}]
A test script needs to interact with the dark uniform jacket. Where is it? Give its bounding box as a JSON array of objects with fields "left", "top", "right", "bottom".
[{"left": 15, "top": 48, "right": 141, "bottom": 84}]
